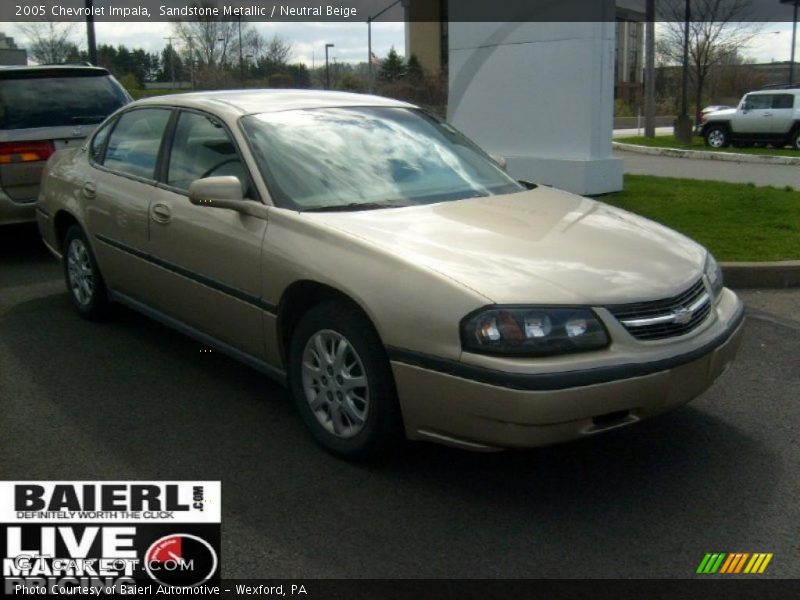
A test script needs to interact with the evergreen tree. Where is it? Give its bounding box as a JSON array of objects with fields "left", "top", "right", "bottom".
[{"left": 378, "top": 47, "right": 405, "bottom": 83}]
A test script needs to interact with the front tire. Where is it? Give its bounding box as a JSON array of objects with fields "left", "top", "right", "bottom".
[
  {"left": 288, "top": 301, "right": 403, "bottom": 460},
  {"left": 704, "top": 125, "right": 730, "bottom": 149},
  {"left": 63, "top": 225, "right": 109, "bottom": 319}
]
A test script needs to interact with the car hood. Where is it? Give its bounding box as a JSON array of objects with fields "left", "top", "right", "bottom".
[
  {"left": 303, "top": 187, "right": 707, "bottom": 305},
  {"left": 707, "top": 108, "right": 736, "bottom": 118}
]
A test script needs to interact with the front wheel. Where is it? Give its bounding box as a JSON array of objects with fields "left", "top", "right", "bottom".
[
  {"left": 63, "top": 225, "right": 109, "bottom": 319},
  {"left": 288, "top": 301, "right": 403, "bottom": 460},
  {"left": 704, "top": 125, "right": 730, "bottom": 149}
]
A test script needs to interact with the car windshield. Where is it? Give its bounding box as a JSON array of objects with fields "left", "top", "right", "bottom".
[
  {"left": 241, "top": 106, "right": 524, "bottom": 211},
  {"left": 0, "top": 74, "right": 129, "bottom": 130}
]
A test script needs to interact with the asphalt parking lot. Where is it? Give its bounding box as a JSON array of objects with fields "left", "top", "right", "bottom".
[{"left": 2, "top": 224, "right": 799, "bottom": 579}]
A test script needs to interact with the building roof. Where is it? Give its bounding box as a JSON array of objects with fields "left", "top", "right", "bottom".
[{"left": 134, "top": 89, "right": 415, "bottom": 116}]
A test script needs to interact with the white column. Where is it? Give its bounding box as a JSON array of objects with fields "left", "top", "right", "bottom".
[{"left": 448, "top": 20, "right": 623, "bottom": 195}]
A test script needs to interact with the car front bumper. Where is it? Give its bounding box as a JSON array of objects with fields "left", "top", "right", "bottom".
[{"left": 390, "top": 291, "right": 745, "bottom": 451}]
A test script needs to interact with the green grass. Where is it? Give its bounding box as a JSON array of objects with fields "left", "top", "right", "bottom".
[
  {"left": 617, "top": 135, "right": 800, "bottom": 158},
  {"left": 600, "top": 175, "right": 800, "bottom": 262}
]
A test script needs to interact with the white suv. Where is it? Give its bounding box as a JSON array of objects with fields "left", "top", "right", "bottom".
[{"left": 701, "top": 88, "right": 800, "bottom": 150}]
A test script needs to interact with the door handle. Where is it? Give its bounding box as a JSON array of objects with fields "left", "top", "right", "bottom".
[
  {"left": 82, "top": 182, "right": 96, "bottom": 199},
  {"left": 763, "top": 112, "right": 773, "bottom": 117},
  {"left": 151, "top": 203, "right": 172, "bottom": 223}
]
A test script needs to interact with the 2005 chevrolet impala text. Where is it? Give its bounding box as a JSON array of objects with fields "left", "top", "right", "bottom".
[{"left": 36, "top": 90, "right": 744, "bottom": 459}]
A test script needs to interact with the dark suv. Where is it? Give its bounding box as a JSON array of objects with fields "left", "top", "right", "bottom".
[{"left": 0, "top": 65, "right": 130, "bottom": 226}]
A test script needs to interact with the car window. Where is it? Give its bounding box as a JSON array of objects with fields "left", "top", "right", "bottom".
[
  {"left": 167, "top": 111, "right": 246, "bottom": 192},
  {"left": 772, "top": 94, "right": 795, "bottom": 109},
  {"left": 90, "top": 117, "right": 116, "bottom": 163},
  {"left": 0, "top": 74, "right": 129, "bottom": 130},
  {"left": 104, "top": 109, "right": 171, "bottom": 180},
  {"left": 743, "top": 95, "right": 772, "bottom": 110},
  {"left": 242, "top": 107, "right": 522, "bottom": 211}
]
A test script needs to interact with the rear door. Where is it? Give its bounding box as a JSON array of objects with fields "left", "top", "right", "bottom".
[
  {"left": 769, "top": 93, "right": 796, "bottom": 136},
  {"left": 87, "top": 107, "right": 173, "bottom": 299},
  {"left": 146, "top": 109, "right": 268, "bottom": 360},
  {"left": 0, "top": 69, "right": 129, "bottom": 204}
]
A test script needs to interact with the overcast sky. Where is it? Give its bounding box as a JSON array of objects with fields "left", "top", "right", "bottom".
[{"left": 4, "top": 21, "right": 797, "bottom": 66}]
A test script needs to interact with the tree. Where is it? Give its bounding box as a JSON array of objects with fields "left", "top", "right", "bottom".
[
  {"left": 657, "top": 0, "right": 758, "bottom": 121},
  {"left": 379, "top": 47, "right": 405, "bottom": 83},
  {"left": 18, "top": 22, "right": 80, "bottom": 64},
  {"left": 405, "top": 54, "right": 425, "bottom": 83},
  {"left": 171, "top": 3, "right": 238, "bottom": 68}
]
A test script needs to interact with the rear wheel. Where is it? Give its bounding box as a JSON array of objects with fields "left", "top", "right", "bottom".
[
  {"left": 791, "top": 129, "right": 800, "bottom": 151},
  {"left": 704, "top": 125, "right": 730, "bottom": 149},
  {"left": 63, "top": 225, "right": 109, "bottom": 319},
  {"left": 288, "top": 301, "right": 403, "bottom": 460}
]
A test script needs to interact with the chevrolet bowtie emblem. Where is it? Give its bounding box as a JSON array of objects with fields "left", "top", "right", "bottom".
[{"left": 672, "top": 307, "right": 694, "bottom": 325}]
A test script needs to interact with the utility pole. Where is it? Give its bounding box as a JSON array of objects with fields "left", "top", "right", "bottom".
[
  {"left": 164, "top": 36, "right": 176, "bottom": 89},
  {"left": 644, "top": 0, "right": 656, "bottom": 138},
  {"left": 188, "top": 36, "right": 195, "bottom": 90},
  {"left": 674, "top": 0, "right": 693, "bottom": 144},
  {"left": 238, "top": 16, "right": 245, "bottom": 85},
  {"left": 85, "top": 0, "right": 97, "bottom": 65},
  {"left": 325, "top": 43, "right": 334, "bottom": 89}
]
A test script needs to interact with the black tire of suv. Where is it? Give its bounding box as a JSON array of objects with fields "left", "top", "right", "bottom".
[
  {"left": 791, "top": 129, "right": 800, "bottom": 151},
  {"left": 288, "top": 301, "right": 404, "bottom": 461},
  {"left": 62, "top": 225, "right": 110, "bottom": 320},
  {"left": 704, "top": 125, "right": 730, "bottom": 149}
]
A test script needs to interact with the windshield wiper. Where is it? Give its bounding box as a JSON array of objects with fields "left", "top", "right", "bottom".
[{"left": 302, "top": 201, "right": 411, "bottom": 213}]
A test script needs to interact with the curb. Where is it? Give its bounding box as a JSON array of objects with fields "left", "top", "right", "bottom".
[
  {"left": 613, "top": 142, "right": 800, "bottom": 166},
  {"left": 722, "top": 261, "right": 800, "bottom": 289}
]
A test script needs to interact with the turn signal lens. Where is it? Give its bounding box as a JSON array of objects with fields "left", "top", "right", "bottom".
[{"left": 0, "top": 140, "right": 55, "bottom": 164}]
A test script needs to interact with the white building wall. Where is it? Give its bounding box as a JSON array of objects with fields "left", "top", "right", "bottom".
[{"left": 448, "top": 21, "right": 623, "bottom": 195}]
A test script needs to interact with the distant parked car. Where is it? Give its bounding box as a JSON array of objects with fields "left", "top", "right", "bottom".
[
  {"left": 0, "top": 65, "right": 130, "bottom": 226},
  {"left": 700, "top": 89, "right": 800, "bottom": 150},
  {"left": 37, "top": 90, "right": 744, "bottom": 459}
]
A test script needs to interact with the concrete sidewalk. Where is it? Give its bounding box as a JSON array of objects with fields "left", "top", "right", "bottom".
[{"left": 614, "top": 149, "right": 800, "bottom": 189}]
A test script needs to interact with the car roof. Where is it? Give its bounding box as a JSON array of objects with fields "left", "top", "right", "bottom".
[
  {"left": 0, "top": 64, "right": 111, "bottom": 78},
  {"left": 133, "top": 89, "right": 417, "bottom": 117},
  {"left": 747, "top": 88, "right": 800, "bottom": 95}
]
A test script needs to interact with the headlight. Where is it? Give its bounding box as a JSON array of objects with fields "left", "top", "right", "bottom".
[
  {"left": 461, "top": 307, "right": 610, "bottom": 356},
  {"left": 705, "top": 253, "right": 724, "bottom": 299}
]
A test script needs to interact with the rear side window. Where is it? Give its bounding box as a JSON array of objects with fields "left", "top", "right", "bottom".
[
  {"left": 104, "top": 109, "right": 171, "bottom": 180},
  {"left": 772, "top": 94, "right": 795, "bottom": 109},
  {"left": 90, "top": 117, "right": 116, "bottom": 163},
  {"left": 0, "top": 74, "right": 129, "bottom": 130},
  {"left": 167, "top": 111, "right": 246, "bottom": 192}
]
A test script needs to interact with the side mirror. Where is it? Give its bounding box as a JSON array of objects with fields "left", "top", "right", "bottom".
[
  {"left": 489, "top": 154, "right": 507, "bottom": 171},
  {"left": 188, "top": 176, "right": 267, "bottom": 219}
]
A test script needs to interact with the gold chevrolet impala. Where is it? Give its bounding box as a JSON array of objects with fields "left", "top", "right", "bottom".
[{"left": 37, "top": 90, "right": 744, "bottom": 459}]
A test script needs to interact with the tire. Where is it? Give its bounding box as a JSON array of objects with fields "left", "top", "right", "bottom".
[
  {"left": 288, "top": 300, "right": 403, "bottom": 460},
  {"left": 791, "top": 129, "right": 800, "bottom": 151},
  {"left": 62, "top": 225, "right": 109, "bottom": 320},
  {"left": 704, "top": 125, "right": 730, "bottom": 149}
]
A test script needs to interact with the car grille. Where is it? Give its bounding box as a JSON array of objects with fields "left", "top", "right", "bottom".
[{"left": 607, "top": 279, "right": 712, "bottom": 341}]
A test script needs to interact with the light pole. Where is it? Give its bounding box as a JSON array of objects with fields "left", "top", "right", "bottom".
[
  {"left": 325, "top": 43, "right": 334, "bottom": 89},
  {"left": 644, "top": 0, "right": 656, "bottom": 138},
  {"left": 85, "top": 0, "right": 97, "bottom": 65},
  {"left": 781, "top": 1, "right": 799, "bottom": 85},
  {"left": 367, "top": 0, "right": 408, "bottom": 93}
]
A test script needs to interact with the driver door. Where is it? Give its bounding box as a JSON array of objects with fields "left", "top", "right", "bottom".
[
  {"left": 146, "top": 109, "right": 268, "bottom": 360},
  {"left": 733, "top": 94, "right": 773, "bottom": 135}
]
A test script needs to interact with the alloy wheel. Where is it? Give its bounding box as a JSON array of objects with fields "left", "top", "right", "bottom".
[
  {"left": 707, "top": 130, "right": 726, "bottom": 148},
  {"left": 66, "top": 238, "right": 94, "bottom": 306},
  {"left": 301, "top": 329, "right": 370, "bottom": 439}
]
